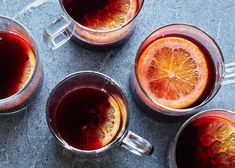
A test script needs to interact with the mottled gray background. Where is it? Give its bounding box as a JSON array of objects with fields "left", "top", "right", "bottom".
[{"left": 0, "top": 0, "right": 235, "bottom": 167}]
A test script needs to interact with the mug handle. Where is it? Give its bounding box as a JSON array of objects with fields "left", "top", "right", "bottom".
[
  {"left": 223, "top": 62, "right": 235, "bottom": 85},
  {"left": 43, "top": 16, "right": 73, "bottom": 50},
  {"left": 121, "top": 131, "right": 154, "bottom": 156}
]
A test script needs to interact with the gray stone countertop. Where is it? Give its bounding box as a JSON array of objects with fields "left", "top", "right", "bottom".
[{"left": 0, "top": 0, "right": 235, "bottom": 167}]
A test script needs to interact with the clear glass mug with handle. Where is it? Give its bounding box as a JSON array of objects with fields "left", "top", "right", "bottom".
[
  {"left": 46, "top": 71, "right": 153, "bottom": 157},
  {"left": 0, "top": 16, "right": 43, "bottom": 115},
  {"left": 168, "top": 109, "right": 235, "bottom": 168},
  {"left": 43, "top": 0, "right": 144, "bottom": 50},
  {"left": 131, "top": 24, "right": 235, "bottom": 119}
]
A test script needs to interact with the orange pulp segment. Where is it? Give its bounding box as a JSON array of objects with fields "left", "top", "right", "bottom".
[{"left": 137, "top": 37, "right": 209, "bottom": 109}]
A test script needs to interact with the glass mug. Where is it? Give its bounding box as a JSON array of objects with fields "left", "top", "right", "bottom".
[
  {"left": 46, "top": 71, "right": 153, "bottom": 156},
  {"left": 168, "top": 109, "right": 235, "bottom": 168},
  {"left": 131, "top": 24, "right": 235, "bottom": 118},
  {"left": 43, "top": 0, "right": 144, "bottom": 50},
  {"left": 0, "top": 16, "right": 43, "bottom": 115}
]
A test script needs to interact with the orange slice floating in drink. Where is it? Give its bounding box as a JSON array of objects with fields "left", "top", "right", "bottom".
[
  {"left": 83, "top": 0, "right": 138, "bottom": 30},
  {"left": 8, "top": 48, "right": 36, "bottom": 96},
  {"left": 137, "top": 37, "right": 209, "bottom": 109},
  {"left": 80, "top": 96, "right": 121, "bottom": 150},
  {"left": 99, "top": 96, "right": 121, "bottom": 146},
  {"left": 19, "top": 50, "right": 35, "bottom": 86},
  {"left": 193, "top": 116, "right": 235, "bottom": 167}
]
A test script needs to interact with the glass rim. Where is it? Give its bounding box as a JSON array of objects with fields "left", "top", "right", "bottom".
[
  {"left": 46, "top": 71, "right": 130, "bottom": 154},
  {"left": 134, "top": 23, "right": 225, "bottom": 115},
  {"left": 0, "top": 15, "right": 39, "bottom": 106},
  {"left": 59, "top": 0, "right": 144, "bottom": 33},
  {"left": 171, "top": 108, "right": 235, "bottom": 166}
]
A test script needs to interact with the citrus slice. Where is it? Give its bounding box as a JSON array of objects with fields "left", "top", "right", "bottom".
[
  {"left": 82, "top": 0, "right": 138, "bottom": 30},
  {"left": 137, "top": 37, "right": 209, "bottom": 109},
  {"left": 79, "top": 95, "right": 121, "bottom": 150},
  {"left": 8, "top": 46, "right": 35, "bottom": 96},
  {"left": 193, "top": 116, "right": 235, "bottom": 167},
  {"left": 98, "top": 96, "right": 121, "bottom": 146}
]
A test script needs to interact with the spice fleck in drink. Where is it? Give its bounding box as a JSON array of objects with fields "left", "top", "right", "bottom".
[
  {"left": 54, "top": 87, "right": 121, "bottom": 150},
  {"left": 0, "top": 32, "right": 35, "bottom": 99},
  {"left": 176, "top": 115, "right": 235, "bottom": 168},
  {"left": 137, "top": 35, "right": 216, "bottom": 109}
]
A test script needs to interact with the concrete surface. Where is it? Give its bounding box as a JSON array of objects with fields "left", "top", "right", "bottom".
[{"left": 0, "top": 0, "right": 235, "bottom": 167}]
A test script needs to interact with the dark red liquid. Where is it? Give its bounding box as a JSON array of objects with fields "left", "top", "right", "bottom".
[
  {"left": 62, "top": 0, "right": 107, "bottom": 23},
  {"left": 62, "top": 0, "right": 138, "bottom": 29},
  {"left": 0, "top": 32, "right": 35, "bottom": 99},
  {"left": 55, "top": 87, "right": 120, "bottom": 150},
  {"left": 176, "top": 116, "right": 235, "bottom": 168}
]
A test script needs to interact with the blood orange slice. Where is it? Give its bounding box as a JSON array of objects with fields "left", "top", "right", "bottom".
[
  {"left": 193, "top": 116, "right": 235, "bottom": 167},
  {"left": 8, "top": 49, "right": 35, "bottom": 96},
  {"left": 79, "top": 95, "right": 121, "bottom": 150},
  {"left": 18, "top": 50, "right": 35, "bottom": 88},
  {"left": 82, "top": 0, "right": 138, "bottom": 30},
  {"left": 137, "top": 37, "right": 209, "bottom": 109}
]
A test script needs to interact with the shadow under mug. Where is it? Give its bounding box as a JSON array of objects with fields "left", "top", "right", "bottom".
[
  {"left": 131, "top": 24, "right": 235, "bottom": 119},
  {"left": 43, "top": 0, "right": 144, "bottom": 50},
  {"left": 167, "top": 109, "right": 235, "bottom": 168},
  {"left": 0, "top": 16, "right": 43, "bottom": 115},
  {"left": 46, "top": 71, "right": 153, "bottom": 157}
]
